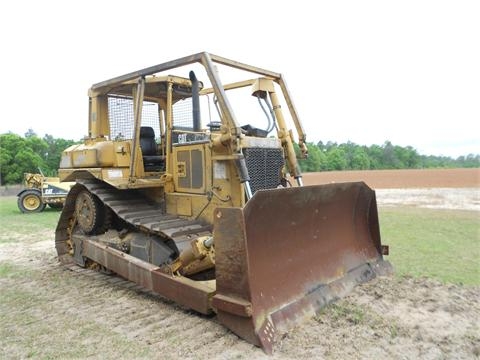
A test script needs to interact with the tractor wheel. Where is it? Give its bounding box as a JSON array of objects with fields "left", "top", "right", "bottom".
[
  {"left": 18, "top": 190, "right": 46, "bottom": 213},
  {"left": 74, "top": 190, "right": 109, "bottom": 235}
]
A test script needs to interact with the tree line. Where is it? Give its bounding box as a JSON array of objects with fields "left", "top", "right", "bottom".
[
  {"left": 1, "top": 131, "right": 478, "bottom": 185},
  {"left": 297, "top": 141, "right": 479, "bottom": 172}
]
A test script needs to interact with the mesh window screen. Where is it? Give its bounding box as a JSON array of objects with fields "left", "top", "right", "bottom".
[
  {"left": 108, "top": 96, "right": 160, "bottom": 140},
  {"left": 172, "top": 98, "right": 193, "bottom": 130}
]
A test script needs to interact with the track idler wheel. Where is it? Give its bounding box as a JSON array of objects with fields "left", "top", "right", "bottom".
[{"left": 75, "top": 190, "right": 110, "bottom": 235}]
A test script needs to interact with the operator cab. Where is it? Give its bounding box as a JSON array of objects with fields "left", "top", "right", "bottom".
[{"left": 101, "top": 75, "right": 207, "bottom": 174}]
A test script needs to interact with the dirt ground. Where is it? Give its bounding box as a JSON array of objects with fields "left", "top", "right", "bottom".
[
  {"left": 302, "top": 168, "right": 480, "bottom": 189},
  {"left": 1, "top": 169, "right": 479, "bottom": 359}
]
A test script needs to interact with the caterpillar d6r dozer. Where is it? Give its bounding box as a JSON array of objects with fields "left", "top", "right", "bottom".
[{"left": 56, "top": 52, "right": 391, "bottom": 354}]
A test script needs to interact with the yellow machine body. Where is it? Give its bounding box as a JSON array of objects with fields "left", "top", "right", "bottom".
[{"left": 55, "top": 52, "right": 391, "bottom": 354}]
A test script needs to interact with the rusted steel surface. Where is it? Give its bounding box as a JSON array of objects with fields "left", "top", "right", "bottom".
[
  {"left": 150, "top": 269, "right": 214, "bottom": 315},
  {"left": 81, "top": 236, "right": 157, "bottom": 290},
  {"left": 213, "top": 182, "right": 392, "bottom": 354},
  {"left": 78, "top": 236, "right": 215, "bottom": 314},
  {"left": 212, "top": 293, "right": 252, "bottom": 318}
]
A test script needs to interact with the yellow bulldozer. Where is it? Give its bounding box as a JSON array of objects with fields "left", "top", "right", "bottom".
[{"left": 56, "top": 52, "right": 391, "bottom": 353}]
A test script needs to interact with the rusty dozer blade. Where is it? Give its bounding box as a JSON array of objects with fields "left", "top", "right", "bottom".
[{"left": 212, "top": 181, "right": 392, "bottom": 354}]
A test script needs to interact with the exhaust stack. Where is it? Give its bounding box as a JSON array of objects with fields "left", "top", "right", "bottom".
[{"left": 189, "top": 71, "right": 201, "bottom": 132}]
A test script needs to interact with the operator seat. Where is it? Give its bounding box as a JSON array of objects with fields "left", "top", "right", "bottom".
[{"left": 139, "top": 126, "right": 164, "bottom": 172}]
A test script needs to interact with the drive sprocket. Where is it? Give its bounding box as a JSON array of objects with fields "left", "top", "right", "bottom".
[{"left": 74, "top": 190, "right": 110, "bottom": 235}]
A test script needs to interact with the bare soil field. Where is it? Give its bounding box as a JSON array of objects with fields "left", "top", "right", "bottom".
[
  {"left": 303, "top": 168, "right": 480, "bottom": 211},
  {"left": 302, "top": 168, "right": 480, "bottom": 189},
  {"left": 1, "top": 168, "right": 479, "bottom": 359}
]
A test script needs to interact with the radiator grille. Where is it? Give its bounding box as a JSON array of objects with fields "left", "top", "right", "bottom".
[{"left": 243, "top": 148, "right": 285, "bottom": 194}]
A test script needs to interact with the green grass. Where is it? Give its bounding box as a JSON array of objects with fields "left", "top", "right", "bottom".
[
  {"left": 380, "top": 207, "right": 480, "bottom": 285},
  {"left": 327, "top": 302, "right": 365, "bottom": 325},
  {"left": 0, "top": 197, "right": 478, "bottom": 285},
  {"left": 0, "top": 197, "right": 60, "bottom": 242}
]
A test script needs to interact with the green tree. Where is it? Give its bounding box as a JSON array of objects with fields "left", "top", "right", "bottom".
[
  {"left": 297, "top": 142, "right": 327, "bottom": 172},
  {"left": 26, "top": 136, "right": 48, "bottom": 161},
  {"left": 316, "top": 140, "right": 326, "bottom": 151},
  {"left": 303, "top": 139, "right": 478, "bottom": 171},
  {"left": 24, "top": 128, "right": 37, "bottom": 138},
  {"left": 456, "top": 154, "right": 480, "bottom": 168},
  {"left": 326, "top": 147, "right": 347, "bottom": 170},
  {"left": 1, "top": 133, "right": 29, "bottom": 184},
  {"left": 382, "top": 141, "right": 402, "bottom": 169},
  {"left": 366, "top": 144, "right": 383, "bottom": 169},
  {"left": 338, "top": 142, "right": 351, "bottom": 168},
  {"left": 43, "top": 134, "right": 77, "bottom": 176},
  {"left": 307, "top": 143, "right": 326, "bottom": 171},
  {"left": 351, "top": 147, "right": 371, "bottom": 170},
  {"left": 0, "top": 131, "right": 77, "bottom": 184},
  {"left": 394, "top": 145, "right": 420, "bottom": 168},
  {"left": 1, "top": 133, "right": 47, "bottom": 184}
]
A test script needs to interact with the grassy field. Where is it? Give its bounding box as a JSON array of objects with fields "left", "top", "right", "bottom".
[
  {"left": 0, "top": 196, "right": 479, "bottom": 359},
  {"left": 0, "top": 197, "right": 60, "bottom": 243},
  {"left": 0, "top": 197, "right": 479, "bottom": 285},
  {"left": 380, "top": 207, "right": 479, "bottom": 285}
]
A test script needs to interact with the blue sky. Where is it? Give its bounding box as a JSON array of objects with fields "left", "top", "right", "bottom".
[{"left": 0, "top": 0, "right": 478, "bottom": 157}]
